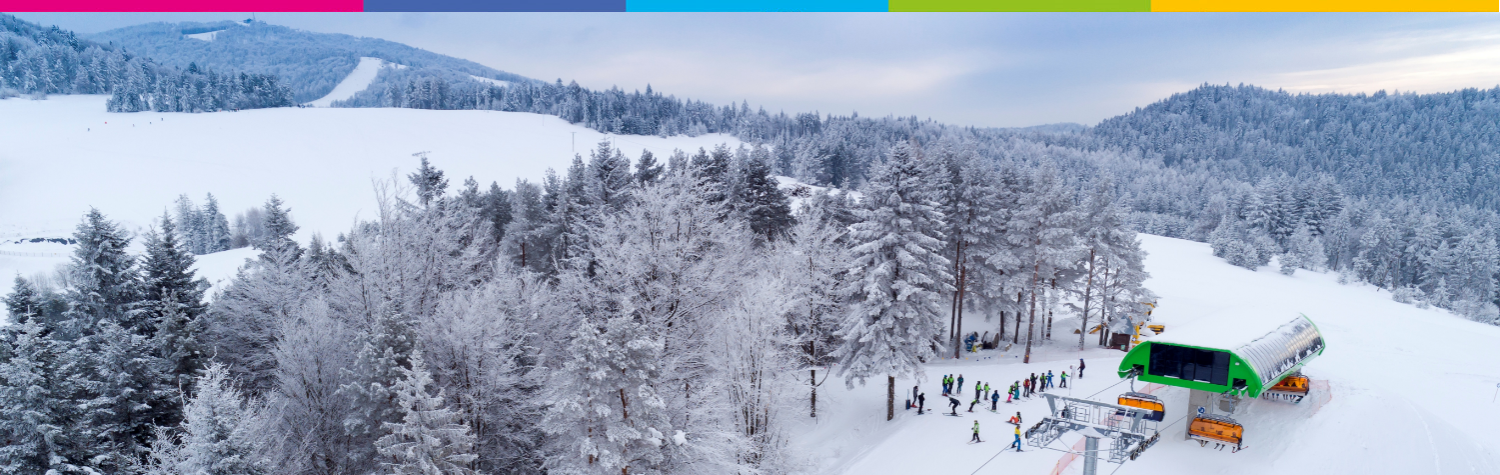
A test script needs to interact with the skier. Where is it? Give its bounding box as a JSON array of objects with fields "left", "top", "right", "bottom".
[
  {"left": 1011, "top": 424, "right": 1023, "bottom": 452},
  {"left": 974, "top": 382, "right": 982, "bottom": 402},
  {"left": 918, "top": 393, "right": 926, "bottom": 414},
  {"left": 1079, "top": 359, "right": 1086, "bottom": 378},
  {"left": 972, "top": 420, "right": 982, "bottom": 443},
  {"left": 1059, "top": 371, "right": 1068, "bottom": 388},
  {"left": 1030, "top": 374, "right": 1039, "bottom": 395},
  {"left": 990, "top": 389, "right": 1000, "bottom": 411},
  {"left": 958, "top": 374, "right": 965, "bottom": 394},
  {"left": 913, "top": 384, "right": 919, "bottom": 403},
  {"left": 949, "top": 396, "right": 961, "bottom": 415},
  {"left": 1022, "top": 378, "right": 1031, "bottom": 398},
  {"left": 983, "top": 382, "right": 991, "bottom": 400},
  {"left": 1007, "top": 412, "right": 1021, "bottom": 425},
  {"left": 968, "top": 397, "right": 981, "bottom": 412},
  {"left": 1047, "top": 371, "right": 1054, "bottom": 389}
]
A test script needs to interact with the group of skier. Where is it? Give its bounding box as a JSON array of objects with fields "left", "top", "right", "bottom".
[{"left": 948, "top": 359, "right": 1089, "bottom": 450}]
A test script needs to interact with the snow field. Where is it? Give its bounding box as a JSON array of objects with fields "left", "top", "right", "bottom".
[
  {"left": 802, "top": 234, "right": 1499, "bottom": 475},
  {"left": 0, "top": 95, "right": 741, "bottom": 299}
]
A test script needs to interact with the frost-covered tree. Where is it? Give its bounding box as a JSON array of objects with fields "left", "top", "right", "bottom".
[
  {"left": 1071, "top": 178, "right": 1132, "bottom": 350},
  {"left": 1007, "top": 166, "right": 1080, "bottom": 363},
  {"left": 833, "top": 142, "right": 951, "bottom": 421},
  {"left": 0, "top": 320, "right": 91, "bottom": 474},
  {"left": 542, "top": 317, "right": 670, "bottom": 475},
  {"left": 203, "top": 193, "right": 233, "bottom": 253},
  {"left": 64, "top": 208, "right": 142, "bottom": 336},
  {"left": 255, "top": 195, "right": 299, "bottom": 254},
  {"left": 140, "top": 212, "right": 208, "bottom": 385},
  {"left": 338, "top": 310, "right": 416, "bottom": 470},
  {"left": 409, "top": 152, "right": 449, "bottom": 209},
  {"left": 375, "top": 350, "right": 479, "bottom": 475},
  {"left": 143, "top": 364, "right": 265, "bottom": 475},
  {"left": 778, "top": 204, "right": 851, "bottom": 418},
  {"left": 737, "top": 145, "right": 795, "bottom": 242}
]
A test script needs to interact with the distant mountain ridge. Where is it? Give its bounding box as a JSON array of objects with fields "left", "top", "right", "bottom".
[{"left": 89, "top": 20, "right": 535, "bottom": 103}]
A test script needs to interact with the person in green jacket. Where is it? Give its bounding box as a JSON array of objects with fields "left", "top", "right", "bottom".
[
  {"left": 971, "top": 420, "right": 982, "bottom": 443},
  {"left": 1059, "top": 371, "right": 1069, "bottom": 388}
]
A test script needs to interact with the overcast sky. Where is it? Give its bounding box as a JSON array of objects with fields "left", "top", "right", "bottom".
[{"left": 13, "top": 12, "right": 1500, "bottom": 128}]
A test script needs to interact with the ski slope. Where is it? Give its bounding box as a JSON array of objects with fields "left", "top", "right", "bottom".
[
  {"left": 0, "top": 95, "right": 741, "bottom": 299},
  {"left": 306, "top": 57, "right": 406, "bottom": 107},
  {"left": 793, "top": 234, "right": 1500, "bottom": 475},
  {"left": 183, "top": 30, "right": 222, "bottom": 41}
]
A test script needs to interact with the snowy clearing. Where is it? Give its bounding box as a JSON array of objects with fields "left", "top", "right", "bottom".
[
  {"left": 470, "top": 75, "right": 511, "bottom": 88},
  {"left": 798, "top": 234, "right": 1499, "bottom": 475},
  {"left": 306, "top": 57, "right": 406, "bottom": 107},
  {"left": 183, "top": 30, "right": 222, "bottom": 41},
  {"left": 0, "top": 95, "right": 741, "bottom": 297}
]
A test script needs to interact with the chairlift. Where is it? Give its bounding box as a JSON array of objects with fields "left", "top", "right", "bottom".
[
  {"left": 1116, "top": 392, "right": 1165, "bottom": 422},
  {"left": 1188, "top": 414, "right": 1244, "bottom": 452}
]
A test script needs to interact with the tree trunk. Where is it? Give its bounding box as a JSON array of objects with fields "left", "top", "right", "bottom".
[
  {"left": 955, "top": 264, "right": 968, "bottom": 357},
  {"left": 1013, "top": 292, "right": 1023, "bottom": 344},
  {"left": 810, "top": 369, "right": 817, "bottom": 418},
  {"left": 1081, "top": 248, "right": 1095, "bottom": 350},
  {"left": 1024, "top": 260, "right": 1039, "bottom": 364},
  {"left": 950, "top": 240, "right": 963, "bottom": 358},
  {"left": 887, "top": 375, "right": 896, "bottom": 421}
]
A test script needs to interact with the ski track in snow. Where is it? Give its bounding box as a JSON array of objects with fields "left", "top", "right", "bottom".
[
  {"left": 0, "top": 95, "right": 742, "bottom": 301},
  {"left": 306, "top": 57, "right": 406, "bottom": 107},
  {"left": 800, "top": 234, "right": 1500, "bottom": 475}
]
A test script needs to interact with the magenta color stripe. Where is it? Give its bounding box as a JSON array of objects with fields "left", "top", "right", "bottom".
[{"left": 0, "top": 0, "right": 361, "bottom": 11}]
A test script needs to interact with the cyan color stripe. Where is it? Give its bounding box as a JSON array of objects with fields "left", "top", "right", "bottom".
[
  {"left": 364, "top": 0, "right": 625, "bottom": 11},
  {"left": 627, "top": 0, "right": 886, "bottom": 11}
]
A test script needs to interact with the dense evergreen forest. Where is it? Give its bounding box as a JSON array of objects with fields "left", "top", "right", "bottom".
[{"left": 0, "top": 14, "right": 293, "bottom": 112}]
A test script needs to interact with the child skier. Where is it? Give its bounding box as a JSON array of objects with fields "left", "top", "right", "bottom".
[
  {"left": 972, "top": 420, "right": 982, "bottom": 443},
  {"left": 990, "top": 390, "right": 1000, "bottom": 411},
  {"left": 957, "top": 374, "right": 965, "bottom": 394},
  {"left": 983, "top": 382, "right": 991, "bottom": 400},
  {"left": 1079, "top": 359, "right": 1086, "bottom": 378},
  {"left": 948, "top": 396, "right": 961, "bottom": 415},
  {"left": 1011, "top": 424, "right": 1023, "bottom": 452},
  {"left": 1059, "top": 371, "right": 1068, "bottom": 388},
  {"left": 974, "top": 382, "right": 982, "bottom": 402},
  {"left": 1047, "top": 371, "right": 1054, "bottom": 390}
]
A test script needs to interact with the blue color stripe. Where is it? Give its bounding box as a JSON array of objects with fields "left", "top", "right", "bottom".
[
  {"left": 626, "top": 0, "right": 886, "bottom": 10},
  {"left": 364, "top": 0, "right": 626, "bottom": 11}
]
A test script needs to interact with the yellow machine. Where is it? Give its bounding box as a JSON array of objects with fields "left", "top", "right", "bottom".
[
  {"left": 1116, "top": 392, "right": 1165, "bottom": 422},
  {"left": 1262, "top": 372, "right": 1311, "bottom": 403},
  {"left": 1188, "top": 414, "right": 1244, "bottom": 452}
]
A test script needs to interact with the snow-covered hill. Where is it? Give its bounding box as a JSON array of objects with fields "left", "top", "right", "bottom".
[
  {"left": 795, "top": 234, "right": 1499, "bottom": 475},
  {"left": 306, "top": 57, "right": 406, "bottom": 107},
  {"left": 0, "top": 95, "right": 741, "bottom": 297}
]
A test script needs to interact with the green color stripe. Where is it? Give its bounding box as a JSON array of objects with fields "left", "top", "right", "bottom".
[{"left": 889, "top": 0, "right": 1148, "bottom": 11}]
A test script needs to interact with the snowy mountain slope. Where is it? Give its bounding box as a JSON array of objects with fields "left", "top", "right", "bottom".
[
  {"left": 797, "top": 234, "right": 1499, "bottom": 475},
  {"left": 306, "top": 57, "right": 406, "bottom": 107},
  {"left": 89, "top": 21, "right": 534, "bottom": 103},
  {"left": 183, "top": 29, "right": 221, "bottom": 41},
  {"left": 0, "top": 95, "right": 741, "bottom": 298}
]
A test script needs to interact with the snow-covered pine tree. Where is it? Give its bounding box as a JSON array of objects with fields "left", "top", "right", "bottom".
[
  {"left": 140, "top": 212, "right": 207, "bottom": 384},
  {"left": 338, "top": 310, "right": 417, "bottom": 472},
  {"left": 176, "top": 195, "right": 205, "bottom": 256},
  {"left": 586, "top": 140, "right": 635, "bottom": 214},
  {"left": 376, "top": 350, "right": 480, "bottom": 475},
  {"left": 4, "top": 275, "right": 44, "bottom": 325},
  {"left": 255, "top": 195, "right": 300, "bottom": 255},
  {"left": 0, "top": 320, "right": 91, "bottom": 474},
  {"left": 501, "top": 178, "right": 551, "bottom": 273},
  {"left": 143, "top": 364, "right": 265, "bottom": 475},
  {"left": 930, "top": 142, "right": 1008, "bottom": 358},
  {"left": 81, "top": 318, "right": 174, "bottom": 473},
  {"left": 737, "top": 144, "right": 795, "bottom": 242},
  {"left": 542, "top": 317, "right": 671, "bottom": 475},
  {"left": 64, "top": 208, "right": 143, "bottom": 337},
  {"left": 409, "top": 152, "right": 450, "bottom": 209},
  {"left": 833, "top": 142, "right": 951, "bottom": 421},
  {"left": 634, "top": 149, "right": 664, "bottom": 186},
  {"left": 203, "top": 193, "right": 232, "bottom": 253}
]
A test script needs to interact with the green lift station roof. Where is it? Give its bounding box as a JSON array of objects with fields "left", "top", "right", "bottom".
[{"left": 1117, "top": 313, "right": 1325, "bottom": 398}]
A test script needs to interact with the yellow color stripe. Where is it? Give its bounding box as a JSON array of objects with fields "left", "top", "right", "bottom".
[{"left": 1151, "top": 0, "right": 1495, "bottom": 11}]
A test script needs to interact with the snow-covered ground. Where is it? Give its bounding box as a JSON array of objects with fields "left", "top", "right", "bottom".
[
  {"left": 306, "top": 57, "right": 407, "bottom": 107},
  {"left": 183, "top": 30, "right": 222, "bottom": 41},
  {"left": 469, "top": 75, "right": 512, "bottom": 88},
  {"left": 793, "top": 234, "right": 1500, "bottom": 475},
  {"left": 0, "top": 95, "right": 741, "bottom": 298}
]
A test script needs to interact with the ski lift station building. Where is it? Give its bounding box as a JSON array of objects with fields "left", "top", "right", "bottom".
[{"left": 1116, "top": 311, "right": 1326, "bottom": 398}]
